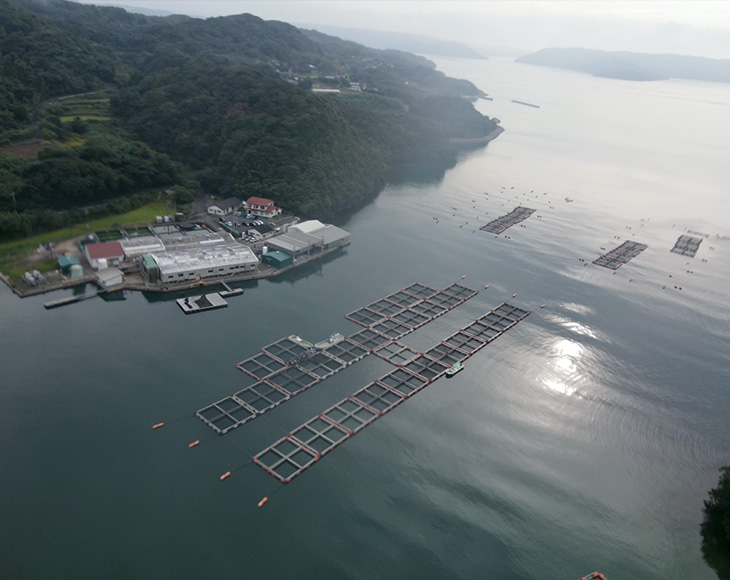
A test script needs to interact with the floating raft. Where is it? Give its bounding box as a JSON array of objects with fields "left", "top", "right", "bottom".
[
  {"left": 671, "top": 235, "right": 702, "bottom": 258},
  {"left": 512, "top": 100, "right": 540, "bottom": 108},
  {"left": 479, "top": 206, "right": 536, "bottom": 234},
  {"left": 196, "top": 282, "right": 477, "bottom": 435},
  {"left": 593, "top": 240, "right": 648, "bottom": 270},
  {"left": 177, "top": 292, "right": 228, "bottom": 314},
  {"left": 254, "top": 302, "right": 531, "bottom": 484}
]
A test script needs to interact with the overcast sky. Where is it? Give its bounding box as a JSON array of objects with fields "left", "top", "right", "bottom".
[{"left": 77, "top": 1, "right": 730, "bottom": 59}]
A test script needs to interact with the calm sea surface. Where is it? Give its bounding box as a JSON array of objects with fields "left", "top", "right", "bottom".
[{"left": 1, "top": 57, "right": 729, "bottom": 580}]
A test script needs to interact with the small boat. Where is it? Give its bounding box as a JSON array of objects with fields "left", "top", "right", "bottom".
[{"left": 445, "top": 362, "right": 463, "bottom": 378}]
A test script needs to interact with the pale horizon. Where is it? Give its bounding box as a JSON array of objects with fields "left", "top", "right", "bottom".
[{"left": 73, "top": 0, "right": 730, "bottom": 60}]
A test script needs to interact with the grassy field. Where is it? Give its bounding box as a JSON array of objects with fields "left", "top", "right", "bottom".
[{"left": 0, "top": 201, "right": 170, "bottom": 258}]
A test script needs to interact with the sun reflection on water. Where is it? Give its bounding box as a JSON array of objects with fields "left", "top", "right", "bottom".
[{"left": 542, "top": 339, "right": 585, "bottom": 397}]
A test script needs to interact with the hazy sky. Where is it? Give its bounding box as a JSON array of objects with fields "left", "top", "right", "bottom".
[{"left": 77, "top": 1, "right": 730, "bottom": 59}]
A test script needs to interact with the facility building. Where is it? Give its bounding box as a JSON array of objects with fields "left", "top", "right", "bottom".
[
  {"left": 148, "top": 232, "right": 259, "bottom": 283},
  {"left": 84, "top": 241, "right": 125, "bottom": 270},
  {"left": 207, "top": 197, "right": 242, "bottom": 216},
  {"left": 262, "top": 250, "right": 293, "bottom": 269},
  {"left": 245, "top": 196, "right": 282, "bottom": 218},
  {"left": 95, "top": 266, "right": 124, "bottom": 290},
  {"left": 57, "top": 254, "right": 80, "bottom": 275},
  {"left": 120, "top": 236, "right": 166, "bottom": 257},
  {"left": 267, "top": 220, "right": 351, "bottom": 259}
]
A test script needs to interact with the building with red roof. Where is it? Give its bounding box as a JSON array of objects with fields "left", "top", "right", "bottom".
[
  {"left": 245, "top": 196, "right": 282, "bottom": 218},
  {"left": 84, "top": 241, "right": 125, "bottom": 270}
]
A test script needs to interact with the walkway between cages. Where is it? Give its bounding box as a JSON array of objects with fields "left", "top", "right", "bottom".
[
  {"left": 195, "top": 282, "right": 478, "bottom": 435},
  {"left": 253, "top": 302, "right": 531, "bottom": 484}
]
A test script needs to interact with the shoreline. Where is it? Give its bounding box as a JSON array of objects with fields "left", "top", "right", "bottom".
[
  {"left": 448, "top": 125, "right": 505, "bottom": 146},
  {"left": 1, "top": 242, "right": 349, "bottom": 299}
]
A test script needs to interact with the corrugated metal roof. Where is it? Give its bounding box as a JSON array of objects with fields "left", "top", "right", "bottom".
[
  {"left": 95, "top": 266, "right": 123, "bottom": 283},
  {"left": 142, "top": 254, "right": 158, "bottom": 269},
  {"left": 86, "top": 241, "right": 124, "bottom": 260},
  {"left": 152, "top": 241, "right": 259, "bottom": 276}
]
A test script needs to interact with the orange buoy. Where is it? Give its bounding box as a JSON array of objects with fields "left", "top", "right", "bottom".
[
  {"left": 188, "top": 440, "right": 200, "bottom": 449},
  {"left": 220, "top": 471, "right": 232, "bottom": 481},
  {"left": 258, "top": 496, "right": 269, "bottom": 508},
  {"left": 512, "top": 293, "right": 517, "bottom": 298},
  {"left": 152, "top": 422, "right": 165, "bottom": 430}
]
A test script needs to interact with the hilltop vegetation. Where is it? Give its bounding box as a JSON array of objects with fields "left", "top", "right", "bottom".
[{"left": 0, "top": 0, "right": 498, "bottom": 240}]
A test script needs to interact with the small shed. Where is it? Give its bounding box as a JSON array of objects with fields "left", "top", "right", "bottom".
[
  {"left": 262, "top": 250, "right": 293, "bottom": 269},
  {"left": 95, "top": 266, "right": 124, "bottom": 290},
  {"left": 57, "top": 254, "right": 80, "bottom": 274}
]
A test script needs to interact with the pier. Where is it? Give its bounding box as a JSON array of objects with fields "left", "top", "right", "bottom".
[{"left": 44, "top": 291, "right": 99, "bottom": 309}]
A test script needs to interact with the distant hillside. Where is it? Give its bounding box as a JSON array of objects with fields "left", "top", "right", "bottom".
[
  {"left": 0, "top": 0, "right": 498, "bottom": 240},
  {"left": 516, "top": 47, "right": 730, "bottom": 83},
  {"left": 297, "top": 24, "right": 485, "bottom": 59}
]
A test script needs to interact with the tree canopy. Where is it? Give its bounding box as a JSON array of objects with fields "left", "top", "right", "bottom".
[
  {"left": 0, "top": 0, "right": 498, "bottom": 240},
  {"left": 702, "top": 466, "right": 730, "bottom": 580}
]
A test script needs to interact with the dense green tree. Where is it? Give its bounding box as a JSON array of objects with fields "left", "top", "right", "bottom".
[
  {"left": 702, "top": 466, "right": 730, "bottom": 580},
  {"left": 0, "top": 0, "right": 499, "bottom": 238}
]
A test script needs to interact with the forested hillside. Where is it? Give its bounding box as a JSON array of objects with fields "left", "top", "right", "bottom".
[{"left": 0, "top": 0, "right": 498, "bottom": 239}]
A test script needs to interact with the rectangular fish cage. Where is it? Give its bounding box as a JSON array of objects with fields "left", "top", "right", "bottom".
[
  {"left": 261, "top": 336, "right": 313, "bottom": 365},
  {"left": 373, "top": 341, "right": 421, "bottom": 366},
  {"left": 401, "top": 282, "right": 439, "bottom": 300},
  {"left": 345, "top": 306, "right": 387, "bottom": 328},
  {"left": 593, "top": 240, "right": 648, "bottom": 269},
  {"left": 266, "top": 366, "right": 319, "bottom": 396},
  {"left": 377, "top": 367, "right": 430, "bottom": 398},
  {"left": 389, "top": 308, "right": 432, "bottom": 330},
  {"left": 402, "top": 354, "right": 450, "bottom": 381},
  {"left": 296, "top": 351, "right": 347, "bottom": 380},
  {"left": 351, "top": 381, "right": 406, "bottom": 415},
  {"left": 671, "top": 235, "right": 702, "bottom": 258},
  {"left": 254, "top": 301, "right": 533, "bottom": 484},
  {"left": 423, "top": 342, "right": 469, "bottom": 366},
  {"left": 318, "top": 338, "right": 370, "bottom": 365},
  {"left": 234, "top": 381, "right": 290, "bottom": 414},
  {"left": 369, "top": 318, "right": 413, "bottom": 340},
  {"left": 480, "top": 206, "right": 536, "bottom": 234},
  {"left": 196, "top": 395, "right": 257, "bottom": 435},
  {"left": 237, "top": 351, "right": 288, "bottom": 380},
  {"left": 359, "top": 298, "right": 405, "bottom": 318}
]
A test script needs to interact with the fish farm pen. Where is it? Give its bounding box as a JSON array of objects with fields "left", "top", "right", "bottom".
[
  {"left": 480, "top": 206, "right": 536, "bottom": 234},
  {"left": 671, "top": 235, "right": 702, "bottom": 258},
  {"left": 593, "top": 240, "right": 648, "bottom": 270},
  {"left": 191, "top": 281, "right": 531, "bottom": 485}
]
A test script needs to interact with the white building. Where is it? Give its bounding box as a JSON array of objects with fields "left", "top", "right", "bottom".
[
  {"left": 207, "top": 197, "right": 242, "bottom": 216},
  {"left": 95, "top": 266, "right": 124, "bottom": 289},
  {"left": 152, "top": 233, "right": 259, "bottom": 283}
]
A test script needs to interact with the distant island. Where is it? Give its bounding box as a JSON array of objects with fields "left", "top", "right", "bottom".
[{"left": 516, "top": 47, "right": 730, "bottom": 84}]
